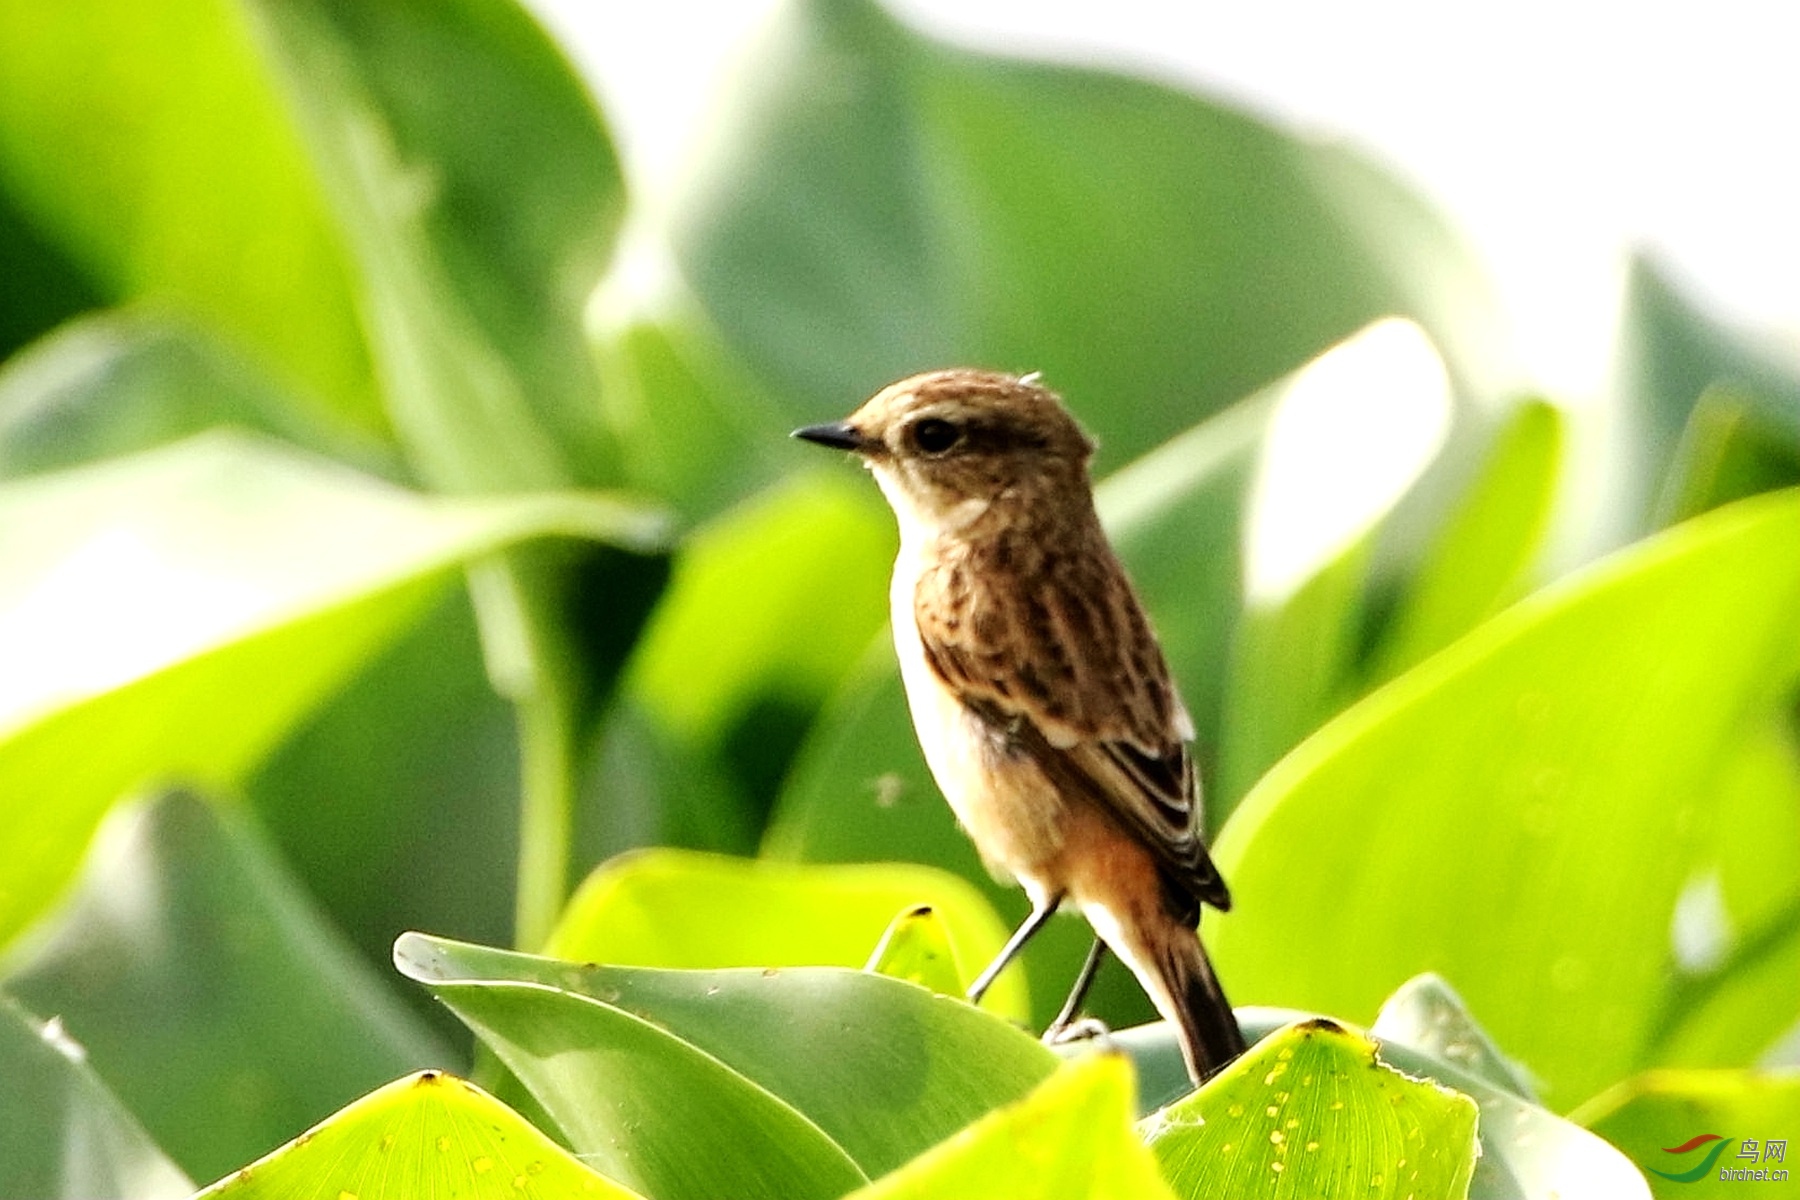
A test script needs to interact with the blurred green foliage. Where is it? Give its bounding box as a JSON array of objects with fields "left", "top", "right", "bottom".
[{"left": 2, "top": 0, "right": 1798, "bottom": 1196}]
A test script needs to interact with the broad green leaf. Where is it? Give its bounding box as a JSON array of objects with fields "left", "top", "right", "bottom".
[
  {"left": 673, "top": 0, "right": 1506, "bottom": 472},
  {"left": 1371, "top": 973, "right": 1536, "bottom": 1100},
  {"left": 589, "top": 292, "right": 799, "bottom": 523},
  {"left": 0, "top": 432, "right": 664, "bottom": 947},
  {"left": 626, "top": 471, "right": 893, "bottom": 746},
  {"left": 0, "top": 0, "right": 381, "bottom": 430},
  {"left": 0, "top": 792, "right": 453, "bottom": 1184},
  {"left": 1572, "top": 1069, "right": 1800, "bottom": 1198},
  {"left": 248, "top": 588, "right": 524, "bottom": 975},
  {"left": 233, "top": 0, "right": 649, "bottom": 943},
  {"left": 1142, "top": 1018, "right": 1479, "bottom": 1200},
  {"left": 1369, "top": 398, "right": 1564, "bottom": 682},
  {"left": 0, "top": 308, "right": 397, "bottom": 482},
  {"left": 244, "top": 0, "right": 625, "bottom": 492},
  {"left": 1210, "top": 490, "right": 1800, "bottom": 1106},
  {"left": 1115, "top": 1011, "right": 1651, "bottom": 1199},
  {"left": 1372, "top": 1040, "right": 1651, "bottom": 1200},
  {"left": 408, "top": 968, "right": 869, "bottom": 1200},
  {"left": 193, "top": 1070, "right": 644, "bottom": 1200},
  {"left": 1658, "top": 385, "right": 1800, "bottom": 527},
  {"left": 1218, "top": 550, "right": 1368, "bottom": 809},
  {"left": 0, "top": 318, "right": 513, "bottom": 978},
  {"left": 1657, "top": 893, "right": 1800, "bottom": 1073},
  {"left": 867, "top": 905, "right": 964, "bottom": 997},
  {"left": 1649, "top": 715, "right": 1800, "bottom": 1070},
  {"left": 763, "top": 388, "right": 1278, "bottom": 1027},
  {"left": 0, "top": 994, "right": 192, "bottom": 1200},
  {"left": 395, "top": 933, "right": 1057, "bottom": 1193},
  {"left": 1611, "top": 257, "right": 1800, "bottom": 541},
  {"left": 621, "top": 471, "right": 893, "bottom": 821},
  {"left": 576, "top": 696, "right": 761, "bottom": 864},
  {"left": 0, "top": 186, "right": 102, "bottom": 365},
  {"left": 1236, "top": 320, "right": 1456, "bottom": 613},
  {"left": 626, "top": 467, "right": 892, "bottom": 741},
  {"left": 543, "top": 848, "right": 1025, "bottom": 1017},
  {"left": 849, "top": 1055, "right": 1177, "bottom": 1200},
  {"left": 1217, "top": 319, "right": 1453, "bottom": 806}
]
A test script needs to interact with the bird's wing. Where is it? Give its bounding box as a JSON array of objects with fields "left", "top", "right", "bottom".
[{"left": 915, "top": 536, "right": 1230, "bottom": 912}]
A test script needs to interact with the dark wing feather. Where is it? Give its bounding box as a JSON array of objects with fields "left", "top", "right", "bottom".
[{"left": 916, "top": 528, "right": 1230, "bottom": 912}]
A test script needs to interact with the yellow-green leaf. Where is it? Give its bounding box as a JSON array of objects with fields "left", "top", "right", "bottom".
[
  {"left": 545, "top": 849, "right": 1024, "bottom": 1020},
  {"left": 194, "top": 1071, "right": 643, "bottom": 1200},
  {"left": 851, "top": 1055, "right": 1177, "bottom": 1200},
  {"left": 1143, "top": 1019, "right": 1478, "bottom": 1199}
]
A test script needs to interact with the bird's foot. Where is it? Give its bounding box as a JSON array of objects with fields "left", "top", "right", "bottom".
[{"left": 1043, "top": 1016, "right": 1112, "bottom": 1047}]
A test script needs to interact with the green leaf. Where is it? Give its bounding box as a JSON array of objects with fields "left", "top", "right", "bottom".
[
  {"left": 192, "top": 1070, "right": 645, "bottom": 1200},
  {"left": 0, "top": 792, "right": 452, "bottom": 1185},
  {"left": 866, "top": 905, "right": 964, "bottom": 998},
  {"left": 621, "top": 471, "right": 894, "bottom": 822},
  {"left": 1142, "top": 1018, "right": 1479, "bottom": 1199},
  {"left": 1572, "top": 1069, "right": 1800, "bottom": 1198},
  {"left": 235, "top": 0, "right": 645, "bottom": 948},
  {"left": 1612, "top": 257, "right": 1800, "bottom": 539},
  {"left": 1217, "top": 318, "right": 1455, "bottom": 806},
  {"left": 543, "top": 848, "right": 1025, "bottom": 1017},
  {"left": 626, "top": 471, "right": 894, "bottom": 746},
  {"left": 1218, "top": 550, "right": 1368, "bottom": 809},
  {"left": 0, "top": 185, "right": 102, "bottom": 364},
  {"left": 589, "top": 294, "right": 800, "bottom": 523},
  {"left": 0, "top": 315, "right": 513, "bottom": 973},
  {"left": 849, "top": 1055, "right": 1177, "bottom": 1200},
  {"left": 395, "top": 933, "right": 1058, "bottom": 1196},
  {"left": 1373, "top": 1043, "right": 1650, "bottom": 1200},
  {"left": 1114, "top": 1011, "right": 1651, "bottom": 1199},
  {"left": 1210, "top": 490, "right": 1800, "bottom": 1106},
  {"left": 0, "top": 432, "right": 664, "bottom": 947},
  {"left": 244, "top": 0, "right": 625, "bottom": 492},
  {"left": 248, "top": 587, "right": 525, "bottom": 976},
  {"left": 0, "top": 0, "right": 382, "bottom": 430},
  {"left": 1658, "top": 385, "right": 1800, "bottom": 527},
  {"left": 0, "top": 994, "right": 193, "bottom": 1200},
  {"left": 1370, "top": 974, "right": 1536, "bottom": 1100},
  {"left": 1648, "top": 714, "right": 1800, "bottom": 1069},
  {"left": 576, "top": 696, "right": 761, "bottom": 863},
  {"left": 763, "top": 388, "right": 1278, "bottom": 1027},
  {"left": 1369, "top": 398, "right": 1564, "bottom": 682},
  {"left": 672, "top": 0, "right": 1506, "bottom": 472},
  {"left": 0, "top": 308, "right": 397, "bottom": 482},
  {"left": 409, "top": 966, "right": 867, "bottom": 1200},
  {"left": 1658, "top": 891, "right": 1800, "bottom": 1071}
]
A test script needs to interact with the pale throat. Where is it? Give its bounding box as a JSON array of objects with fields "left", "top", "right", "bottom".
[{"left": 868, "top": 461, "right": 992, "bottom": 551}]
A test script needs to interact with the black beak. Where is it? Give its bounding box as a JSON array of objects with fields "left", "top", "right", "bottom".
[{"left": 791, "top": 422, "right": 869, "bottom": 453}]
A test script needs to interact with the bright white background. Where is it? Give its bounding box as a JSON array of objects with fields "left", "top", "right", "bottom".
[{"left": 529, "top": 0, "right": 1800, "bottom": 407}]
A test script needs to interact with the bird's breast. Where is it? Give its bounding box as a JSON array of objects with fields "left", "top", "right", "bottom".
[{"left": 889, "top": 543, "right": 1068, "bottom": 885}]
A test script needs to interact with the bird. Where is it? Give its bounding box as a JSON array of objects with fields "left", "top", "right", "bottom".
[{"left": 792, "top": 367, "right": 1245, "bottom": 1084}]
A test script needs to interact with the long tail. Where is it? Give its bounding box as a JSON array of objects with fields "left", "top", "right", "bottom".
[
  {"left": 1082, "top": 892, "right": 1246, "bottom": 1085},
  {"left": 1154, "top": 930, "right": 1246, "bottom": 1083}
]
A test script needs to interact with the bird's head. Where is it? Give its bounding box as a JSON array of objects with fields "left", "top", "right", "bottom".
[{"left": 792, "top": 368, "right": 1097, "bottom": 539}]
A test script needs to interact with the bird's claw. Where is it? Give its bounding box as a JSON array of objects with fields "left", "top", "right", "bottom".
[{"left": 1043, "top": 1016, "right": 1112, "bottom": 1047}]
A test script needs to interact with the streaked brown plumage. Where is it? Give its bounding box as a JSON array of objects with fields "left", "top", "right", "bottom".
[{"left": 793, "top": 367, "right": 1244, "bottom": 1083}]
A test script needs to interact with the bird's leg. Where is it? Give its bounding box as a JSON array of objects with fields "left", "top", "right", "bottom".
[
  {"left": 967, "top": 894, "right": 1062, "bottom": 1006},
  {"left": 1043, "top": 936, "right": 1108, "bottom": 1040}
]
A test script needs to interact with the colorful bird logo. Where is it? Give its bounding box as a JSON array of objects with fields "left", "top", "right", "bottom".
[{"left": 1651, "top": 1134, "right": 1734, "bottom": 1182}]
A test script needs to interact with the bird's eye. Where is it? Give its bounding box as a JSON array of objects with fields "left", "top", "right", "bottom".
[{"left": 911, "top": 417, "right": 962, "bottom": 455}]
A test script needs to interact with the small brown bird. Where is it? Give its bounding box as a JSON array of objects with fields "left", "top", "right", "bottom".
[{"left": 794, "top": 367, "right": 1245, "bottom": 1083}]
